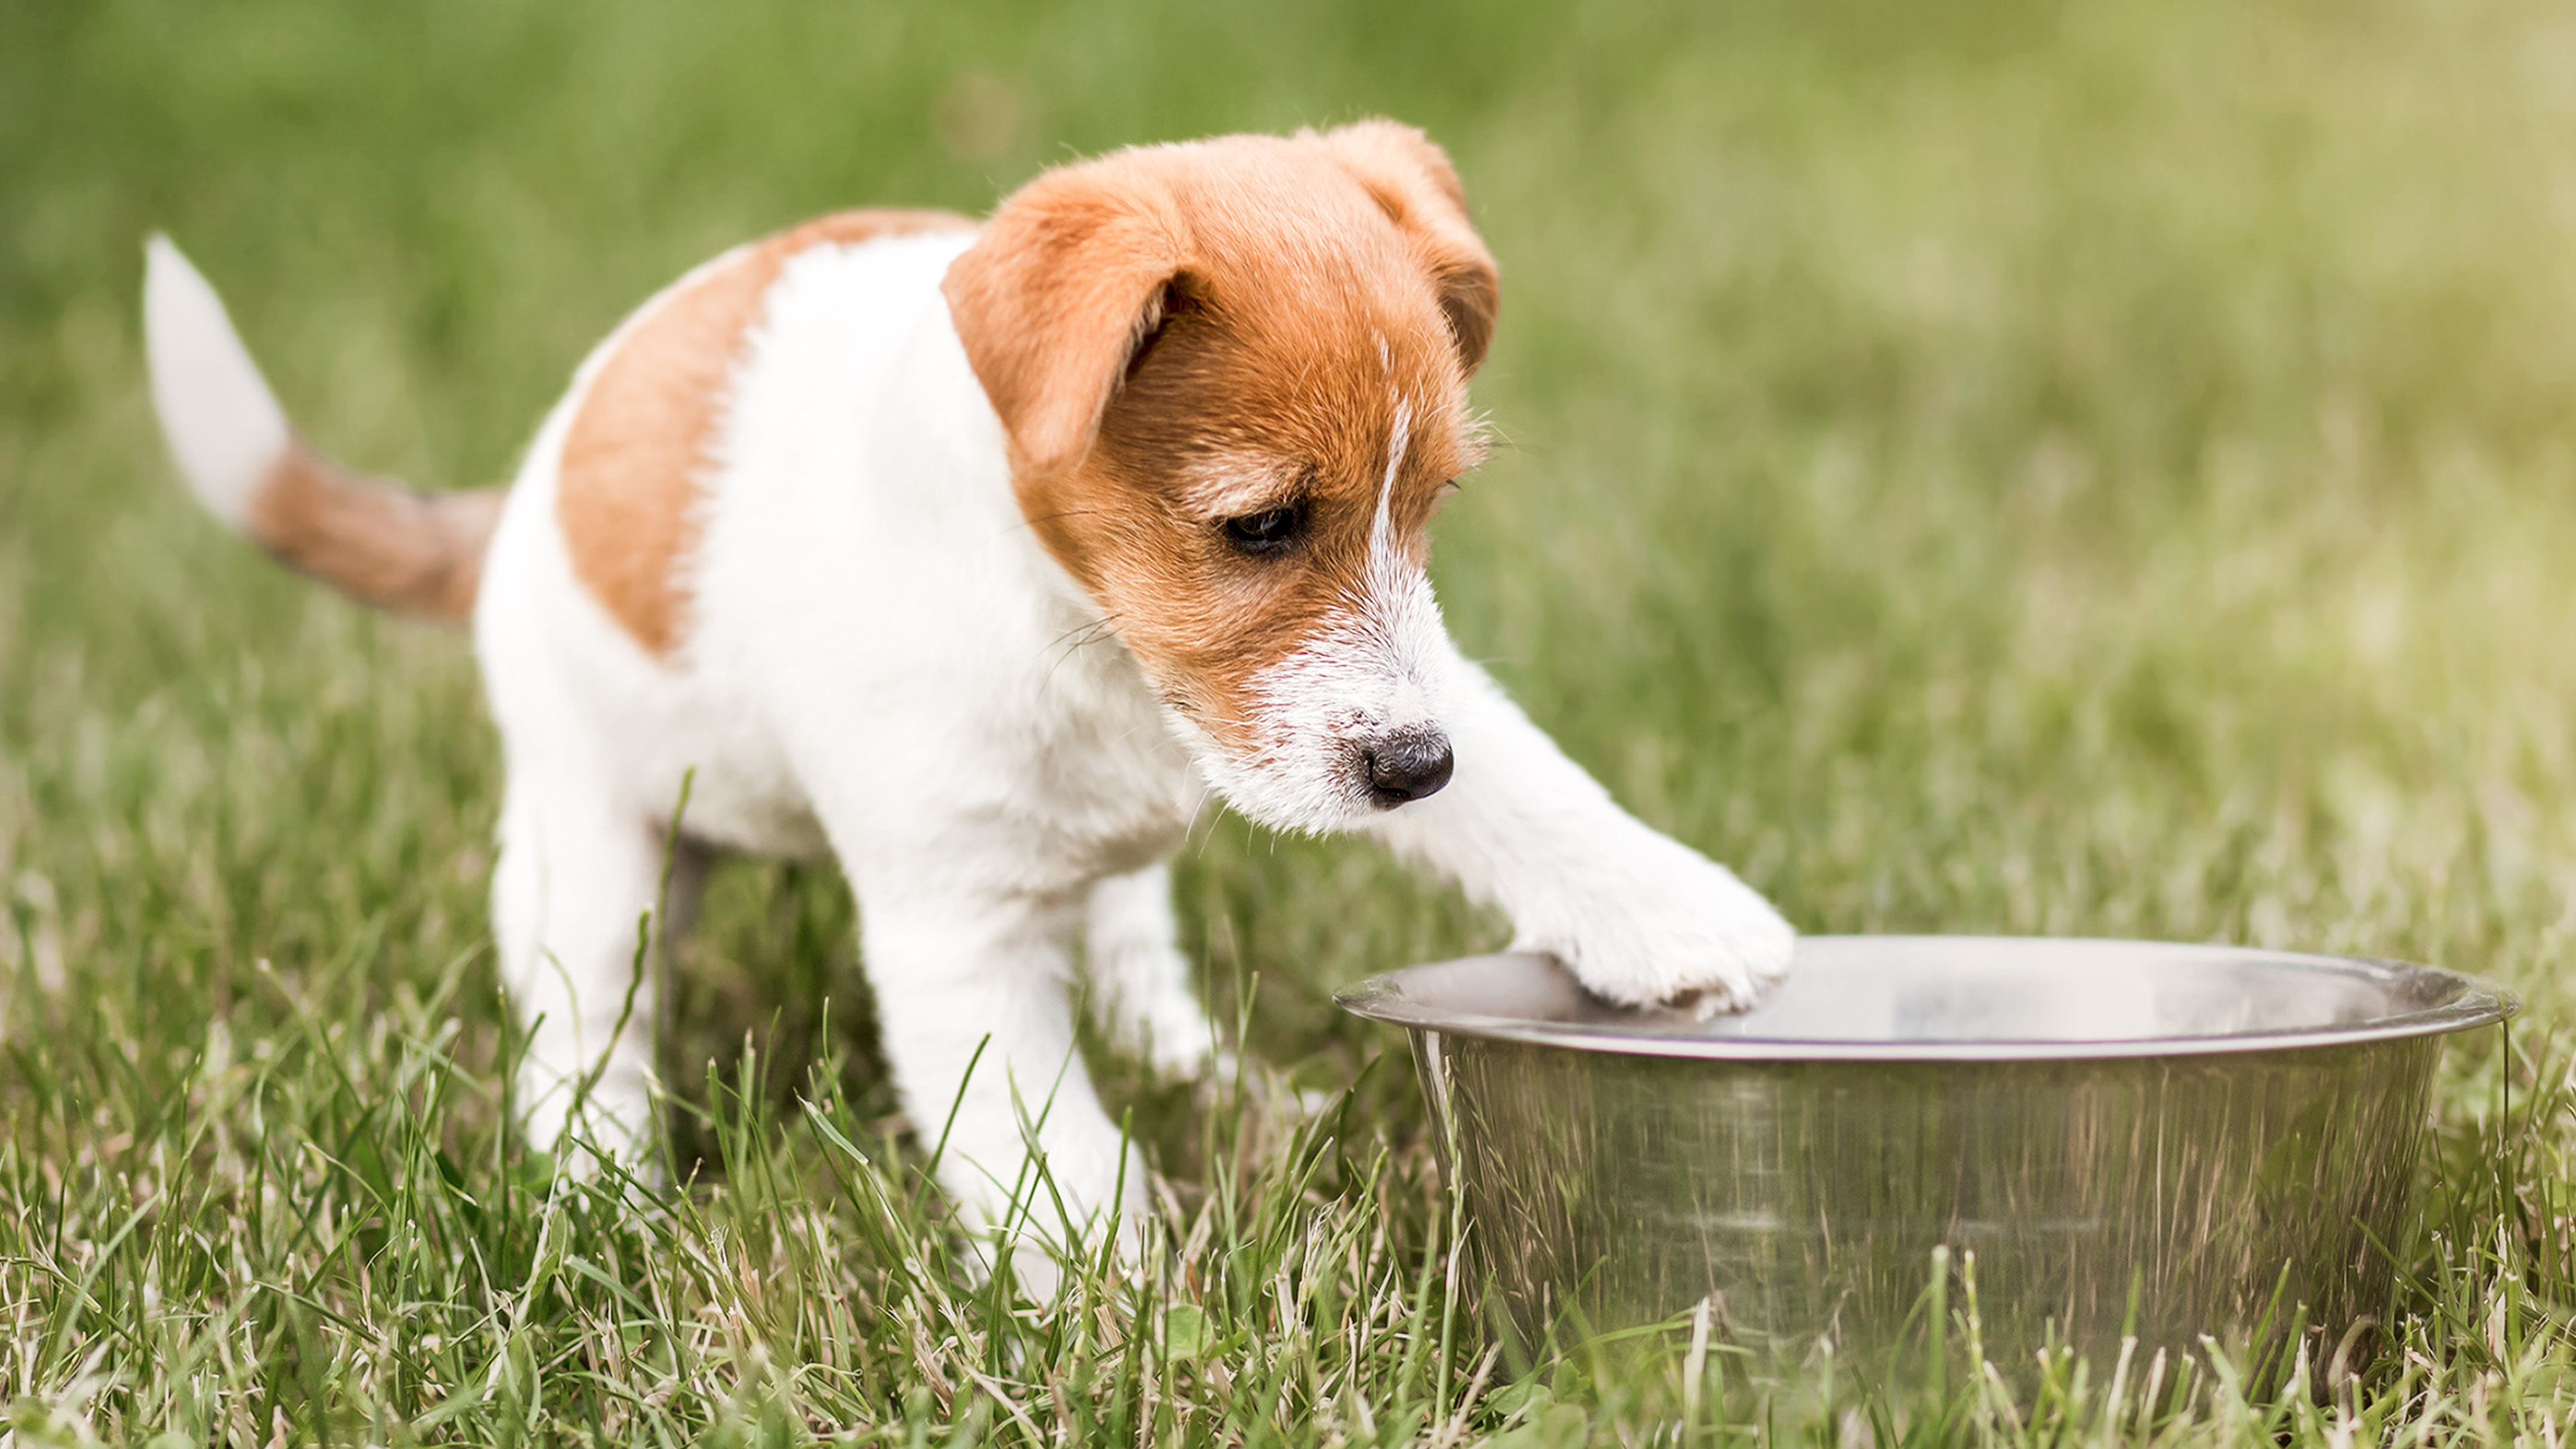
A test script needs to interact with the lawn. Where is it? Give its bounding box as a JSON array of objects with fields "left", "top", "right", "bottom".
[{"left": 7, "top": 0, "right": 2576, "bottom": 1442}]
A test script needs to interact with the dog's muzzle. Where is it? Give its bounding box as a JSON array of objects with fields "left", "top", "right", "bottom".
[{"left": 1360, "top": 727, "right": 1454, "bottom": 807}]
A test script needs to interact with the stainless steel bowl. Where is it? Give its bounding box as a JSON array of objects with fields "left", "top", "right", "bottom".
[{"left": 1337, "top": 936, "right": 2514, "bottom": 1385}]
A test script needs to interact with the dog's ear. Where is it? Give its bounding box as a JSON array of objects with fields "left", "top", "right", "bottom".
[
  {"left": 943, "top": 168, "right": 1190, "bottom": 482},
  {"left": 1316, "top": 120, "right": 1501, "bottom": 375}
]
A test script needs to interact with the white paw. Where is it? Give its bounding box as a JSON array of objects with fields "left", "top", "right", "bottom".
[
  {"left": 957, "top": 1140, "right": 1153, "bottom": 1301},
  {"left": 521, "top": 1062, "right": 661, "bottom": 1178},
  {"left": 1094, "top": 951, "right": 1227, "bottom": 1078},
  {"left": 1115, "top": 996, "right": 1226, "bottom": 1078},
  {"left": 1521, "top": 831, "right": 1795, "bottom": 1015}
]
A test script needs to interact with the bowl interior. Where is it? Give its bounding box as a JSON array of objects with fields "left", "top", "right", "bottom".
[{"left": 1346, "top": 936, "right": 2512, "bottom": 1058}]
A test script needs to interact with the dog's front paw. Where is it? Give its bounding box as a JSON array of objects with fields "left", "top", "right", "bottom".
[
  {"left": 1523, "top": 833, "right": 1796, "bottom": 1016},
  {"left": 1106, "top": 976, "right": 1227, "bottom": 1079}
]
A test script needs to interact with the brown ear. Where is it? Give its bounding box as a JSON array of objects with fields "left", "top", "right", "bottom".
[
  {"left": 943, "top": 165, "right": 1191, "bottom": 481},
  {"left": 1316, "top": 119, "right": 1501, "bottom": 374}
]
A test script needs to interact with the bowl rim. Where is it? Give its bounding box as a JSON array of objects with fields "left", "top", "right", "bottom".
[{"left": 1332, "top": 934, "right": 2520, "bottom": 1062}]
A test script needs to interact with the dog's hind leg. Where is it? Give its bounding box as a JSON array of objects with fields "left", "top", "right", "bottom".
[
  {"left": 491, "top": 767, "right": 679, "bottom": 1168},
  {"left": 1083, "top": 861, "right": 1220, "bottom": 1077},
  {"left": 856, "top": 873, "right": 1147, "bottom": 1295}
]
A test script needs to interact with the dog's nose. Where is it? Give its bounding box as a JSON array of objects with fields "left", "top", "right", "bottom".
[{"left": 1362, "top": 732, "right": 1454, "bottom": 806}]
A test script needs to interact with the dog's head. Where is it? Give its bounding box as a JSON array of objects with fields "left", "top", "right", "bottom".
[{"left": 945, "top": 121, "right": 1498, "bottom": 833}]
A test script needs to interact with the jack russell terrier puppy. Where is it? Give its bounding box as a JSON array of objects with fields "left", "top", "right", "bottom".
[{"left": 142, "top": 121, "right": 1794, "bottom": 1275}]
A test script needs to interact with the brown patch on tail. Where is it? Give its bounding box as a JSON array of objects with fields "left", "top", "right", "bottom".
[
  {"left": 555, "top": 207, "right": 975, "bottom": 655},
  {"left": 246, "top": 442, "right": 504, "bottom": 620}
]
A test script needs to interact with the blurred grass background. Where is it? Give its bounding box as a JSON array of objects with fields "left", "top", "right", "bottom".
[{"left": 9, "top": 0, "right": 2576, "bottom": 1441}]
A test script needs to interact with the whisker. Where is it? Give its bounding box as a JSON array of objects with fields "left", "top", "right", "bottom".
[
  {"left": 1046, "top": 615, "right": 1121, "bottom": 655},
  {"left": 1040, "top": 610, "right": 1129, "bottom": 690}
]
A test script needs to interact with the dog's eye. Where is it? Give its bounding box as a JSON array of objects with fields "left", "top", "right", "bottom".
[{"left": 1221, "top": 505, "right": 1303, "bottom": 555}]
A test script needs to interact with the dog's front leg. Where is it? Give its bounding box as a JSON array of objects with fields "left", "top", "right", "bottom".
[
  {"left": 1368, "top": 651, "right": 1796, "bottom": 1013},
  {"left": 859, "top": 876, "right": 1148, "bottom": 1292}
]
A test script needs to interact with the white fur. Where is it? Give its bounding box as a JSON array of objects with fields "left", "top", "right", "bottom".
[
  {"left": 144, "top": 237, "right": 290, "bottom": 527},
  {"left": 1085, "top": 861, "right": 1222, "bottom": 1076},
  {"left": 477, "top": 229, "right": 1194, "bottom": 1279},
  {"left": 161, "top": 225, "right": 1796, "bottom": 1290}
]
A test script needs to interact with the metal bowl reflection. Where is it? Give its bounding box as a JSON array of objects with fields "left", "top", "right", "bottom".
[{"left": 1336, "top": 936, "right": 2514, "bottom": 1384}]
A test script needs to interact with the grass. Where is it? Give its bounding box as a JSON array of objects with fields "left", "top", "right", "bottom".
[{"left": 7, "top": 0, "right": 2576, "bottom": 1440}]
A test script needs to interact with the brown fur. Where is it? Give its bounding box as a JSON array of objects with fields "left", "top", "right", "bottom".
[
  {"left": 943, "top": 122, "right": 1498, "bottom": 753},
  {"left": 246, "top": 442, "right": 505, "bottom": 620},
  {"left": 557, "top": 208, "right": 974, "bottom": 654}
]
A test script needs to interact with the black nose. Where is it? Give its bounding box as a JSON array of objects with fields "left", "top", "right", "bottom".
[{"left": 1362, "top": 732, "right": 1454, "bottom": 806}]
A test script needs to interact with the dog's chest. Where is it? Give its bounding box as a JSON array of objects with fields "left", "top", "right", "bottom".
[{"left": 1003, "top": 625, "right": 1199, "bottom": 881}]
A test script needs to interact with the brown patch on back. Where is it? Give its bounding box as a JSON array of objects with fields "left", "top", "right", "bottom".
[
  {"left": 246, "top": 441, "right": 504, "bottom": 620},
  {"left": 557, "top": 208, "right": 975, "bottom": 655},
  {"left": 941, "top": 126, "right": 1497, "bottom": 753}
]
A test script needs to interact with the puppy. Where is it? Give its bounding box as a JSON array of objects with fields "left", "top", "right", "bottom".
[{"left": 143, "top": 121, "right": 1794, "bottom": 1277}]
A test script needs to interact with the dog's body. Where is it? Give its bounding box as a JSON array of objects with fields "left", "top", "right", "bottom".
[{"left": 145, "top": 123, "right": 1794, "bottom": 1276}]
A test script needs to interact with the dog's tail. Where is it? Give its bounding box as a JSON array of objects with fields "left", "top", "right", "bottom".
[{"left": 142, "top": 235, "right": 503, "bottom": 621}]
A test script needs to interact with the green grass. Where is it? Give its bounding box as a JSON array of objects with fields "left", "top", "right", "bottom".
[{"left": 9, "top": 0, "right": 2576, "bottom": 1440}]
